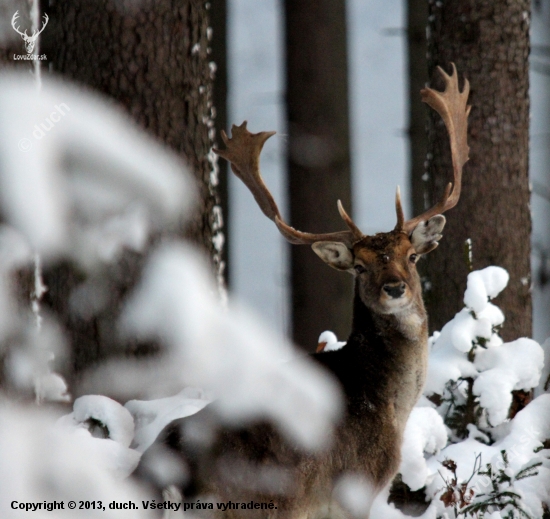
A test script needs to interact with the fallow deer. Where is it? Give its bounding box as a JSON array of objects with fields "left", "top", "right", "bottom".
[{"left": 152, "top": 64, "right": 470, "bottom": 519}]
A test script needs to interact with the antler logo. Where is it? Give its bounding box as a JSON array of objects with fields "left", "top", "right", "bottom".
[{"left": 11, "top": 11, "right": 49, "bottom": 54}]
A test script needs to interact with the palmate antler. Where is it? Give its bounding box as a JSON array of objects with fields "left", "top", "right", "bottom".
[
  {"left": 215, "top": 64, "right": 470, "bottom": 247},
  {"left": 213, "top": 122, "right": 362, "bottom": 247},
  {"left": 397, "top": 63, "right": 471, "bottom": 234}
]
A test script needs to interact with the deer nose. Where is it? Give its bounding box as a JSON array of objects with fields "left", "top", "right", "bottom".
[{"left": 383, "top": 282, "right": 406, "bottom": 299}]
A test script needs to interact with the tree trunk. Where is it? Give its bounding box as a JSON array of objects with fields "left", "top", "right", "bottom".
[
  {"left": 39, "top": 0, "right": 222, "bottom": 377},
  {"left": 284, "top": 0, "right": 353, "bottom": 351},
  {"left": 407, "top": 0, "right": 429, "bottom": 218},
  {"left": 423, "top": 0, "right": 532, "bottom": 341},
  {"left": 42, "top": 0, "right": 218, "bottom": 253},
  {"left": 209, "top": 0, "right": 229, "bottom": 285}
]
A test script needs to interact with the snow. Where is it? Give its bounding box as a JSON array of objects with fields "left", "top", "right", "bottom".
[
  {"left": 0, "top": 402, "right": 153, "bottom": 519},
  {"left": 72, "top": 395, "right": 135, "bottom": 447},
  {"left": 424, "top": 325, "right": 478, "bottom": 397},
  {"left": 424, "top": 437, "right": 501, "bottom": 516},
  {"left": 463, "top": 267, "right": 509, "bottom": 313},
  {"left": 399, "top": 407, "right": 447, "bottom": 491},
  {"left": 34, "top": 372, "right": 70, "bottom": 404},
  {"left": 0, "top": 37, "right": 547, "bottom": 518},
  {"left": 57, "top": 395, "right": 141, "bottom": 479},
  {"left": 0, "top": 73, "right": 194, "bottom": 264},
  {"left": 317, "top": 330, "right": 347, "bottom": 352},
  {"left": 125, "top": 387, "right": 212, "bottom": 453},
  {"left": 0, "top": 72, "right": 343, "bottom": 504},
  {"left": 334, "top": 473, "right": 377, "bottom": 518},
  {"left": 424, "top": 267, "right": 543, "bottom": 412},
  {"left": 422, "top": 401, "right": 550, "bottom": 519},
  {"left": 498, "top": 394, "right": 550, "bottom": 467},
  {"left": 87, "top": 242, "right": 343, "bottom": 452},
  {"left": 450, "top": 308, "right": 493, "bottom": 353},
  {"left": 473, "top": 338, "right": 544, "bottom": 425},
  {"left": 5, "top": 317, "right": 70, "bottom": 404},
  {"left": 397, "top": 266, "right": 549, "bottom": 518},
  {"left": 476, "top": 302, "right": 505, "bottom": 330}
]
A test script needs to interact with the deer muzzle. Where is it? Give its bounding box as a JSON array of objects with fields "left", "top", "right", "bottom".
[{"left": 382, "top": 282, "right": 406, "bottom": 299}]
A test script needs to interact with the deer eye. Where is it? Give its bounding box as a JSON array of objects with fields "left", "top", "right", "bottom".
[
  {"left": 409, "top": 254, "right": 418, "bottom": 263},
  {"left": 354, "top": 264, "right": 366, "bottom": 274}
]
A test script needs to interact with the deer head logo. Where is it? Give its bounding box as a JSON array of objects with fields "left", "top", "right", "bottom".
[{"left": 11, "top": 11, "right": 49, "bottom": 54}]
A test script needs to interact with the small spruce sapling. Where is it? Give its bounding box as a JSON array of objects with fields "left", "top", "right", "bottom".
[{"left": 391, "top": 266, "right": 549, "bottom": 519}]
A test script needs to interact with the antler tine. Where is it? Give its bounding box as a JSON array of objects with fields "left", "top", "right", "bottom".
[
  {"left": 337, "top": 200, "right": 363, "bottom": 242},
  {"left": 394, "top": 185, "right": 405, "bottom": 231},
  {"left": 214, "top": 122, "right": 359, "bottom": 248},
  {"left": 403, "top": 63, "right": 471, "bottom": 234}
]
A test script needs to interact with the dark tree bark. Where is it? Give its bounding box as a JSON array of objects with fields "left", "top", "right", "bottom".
[
  {"left": 42, "top": 0, "right": 218, "bottom": 253},
  {"left": 407, "top": 0, "right": 429, "bottom": 218},
  {"left": 284, "top": 0, "right": 353, "bottom": 351},
  {"left": 37, "top": 0, "right": 223, "bottom": 378},
  {"left": 422, "top": 0, "right": 532, "bottom": 341}
]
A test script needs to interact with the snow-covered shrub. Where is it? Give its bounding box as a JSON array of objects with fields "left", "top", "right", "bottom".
[
  {"left": 0, "top": 401, "right": 152, "bottom": 519},
  {"left": 372, "top": 267, "right": 550, "bottom": 519},
  {"left": 0, "top": 73, "right": 342, "bottom": 517}
]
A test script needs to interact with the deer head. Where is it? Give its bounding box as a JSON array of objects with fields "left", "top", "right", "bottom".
[
  {"left": 215, "top": 64, "right": 470, "bottom": 319},
  {"left": 11, "top": 11, "right": 49, "bottom": 54}
]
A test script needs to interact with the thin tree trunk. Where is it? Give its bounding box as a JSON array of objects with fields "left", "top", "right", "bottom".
[
  {"left": 407, "top": 0, "right": 429, "bottom": 218},
  {"left": 210, "top": 0, "right": 229, "bottom": 286},
  {"left": 284, "top": 0, "right": 353, "bottom": 351},
  {"left": 423, "top": 0, "right": 532, "bottom": 341}
]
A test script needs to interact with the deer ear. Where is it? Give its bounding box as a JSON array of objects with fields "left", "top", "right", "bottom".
[
  {"left": 312, "top": 242, "right": 354, "bottom": 271},
  {"left": 410, "top": 215, "right": 446, "bottom": 254}
]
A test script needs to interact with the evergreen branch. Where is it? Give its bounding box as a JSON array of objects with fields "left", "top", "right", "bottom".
[{"left": 515, "top": 462, "right": 542, "bottom": 481}]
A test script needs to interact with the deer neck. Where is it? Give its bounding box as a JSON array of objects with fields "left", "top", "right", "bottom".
[
  {"left": 350, "top": 284, "right": 427, "bottom": 344},
  {"left": 347, "top": 284, "right": 429, "bottom": 430}
]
